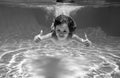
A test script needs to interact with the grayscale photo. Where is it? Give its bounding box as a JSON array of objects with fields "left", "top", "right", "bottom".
[{"left": 0, "top": 0, "right": 120, "bottom": 78}]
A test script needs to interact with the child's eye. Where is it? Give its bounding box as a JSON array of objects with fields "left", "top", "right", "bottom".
[
  {"left": 63, "top": 30, "right": 67, "bottom": 33},
  {"left": 57, "top": 30, "right": 60, "bottom": 32}
]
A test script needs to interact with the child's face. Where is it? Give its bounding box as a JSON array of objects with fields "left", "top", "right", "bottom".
[{"left": 55, "top": 23, "right": 69, "bottom": 40}]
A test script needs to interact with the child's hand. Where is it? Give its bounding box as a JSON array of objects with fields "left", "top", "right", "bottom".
[
  {"left": 83, "top": 33, "right": 92, "bottom": 47},
  {"left": 83, "top": 41, "right": 91, "bottom": 47},
  {"left": 34, "top": 30, "right": 43, "bottom": 43},
  {"left": 34, "top": 35, "right": 41, "bottom": 43}
]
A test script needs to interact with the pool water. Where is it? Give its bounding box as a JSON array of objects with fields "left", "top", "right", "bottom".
[
  {"left": 0, "top": 1, "right": 120, "bottom": 78},
  {"left": 0, "top": 38, "right": 120, "bottom": 78}
]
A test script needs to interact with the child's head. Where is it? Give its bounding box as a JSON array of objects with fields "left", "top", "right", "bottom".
[{"left": 51, "top": 15, "right": 76, "bottom": 40}]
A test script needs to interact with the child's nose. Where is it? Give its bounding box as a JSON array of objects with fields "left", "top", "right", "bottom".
[
  {"left": 60, "top": 32, "right": 64, "bottom": 34},
  {"left": 60, "top": 31, "right": 66, "bottom": 34}
]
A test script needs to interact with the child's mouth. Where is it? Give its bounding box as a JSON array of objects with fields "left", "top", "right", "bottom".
[{"left": 59, "top": 34, "right": 64, "bottom": 37}]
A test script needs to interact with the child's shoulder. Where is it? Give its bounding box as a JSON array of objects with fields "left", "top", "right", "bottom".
[{"left": 72, "top": 34, "right": 80, "bottom": 39}]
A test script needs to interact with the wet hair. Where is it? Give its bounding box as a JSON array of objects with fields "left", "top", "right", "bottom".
[{"left": 51, "top": 15, "right": 76, "bottom": 39}]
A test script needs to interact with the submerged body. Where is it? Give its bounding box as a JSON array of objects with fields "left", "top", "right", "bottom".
[
  {"left": 34, "top": 15, "right": 91, "bottom": 46},
  {"left": 34, "top": 30, "right": 90, "bottom": 46}
]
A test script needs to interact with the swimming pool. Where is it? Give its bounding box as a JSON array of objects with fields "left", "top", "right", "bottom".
[{"left": 0, "top": 1, "right": 120, "bottom": 78}]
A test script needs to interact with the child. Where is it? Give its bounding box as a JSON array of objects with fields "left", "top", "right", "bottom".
[{"left": 34, "top": 15, "right": 91, "bottom": 46}]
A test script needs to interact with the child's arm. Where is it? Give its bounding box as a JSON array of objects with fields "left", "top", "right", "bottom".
[
  {"left": 34, "top": 30, "right": 52, "bottom": 42},
  {"left": 72, "top": 34, "right": 84, "bottom": 42},
  {"left": 73, "top": 33, "right": 92, "bottom": 47}
]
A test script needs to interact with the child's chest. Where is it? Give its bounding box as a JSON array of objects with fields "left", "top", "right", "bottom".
[{"left": 51, "top": 39, "right": 72, "bottom": 46}]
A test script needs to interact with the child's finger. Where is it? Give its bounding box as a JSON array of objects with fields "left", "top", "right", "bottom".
[
  {"left": 34, "top": 35, "right": 39, "bottom": 40},
  {"left": 84, "top": 33, "right": 88, "bottom": 40},
  {"left": 35, "top": 38, "right": 41, "bottom": 43},
  {"left": 34, "top": 36, "right": 41, "bottom": 43},
  {"left": 84, "top": 41, "right": 91, "bottom": 47},
  {"left": 34, "top": 36, "right": 38, "bottom": 41},
  {"left": 40, "top": 30, "right": 43, "bottom": 35}
]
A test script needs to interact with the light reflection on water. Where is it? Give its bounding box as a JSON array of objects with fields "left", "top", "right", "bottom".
[{"left": 0, "top": 39, "right": 120, "bottom": 78}]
